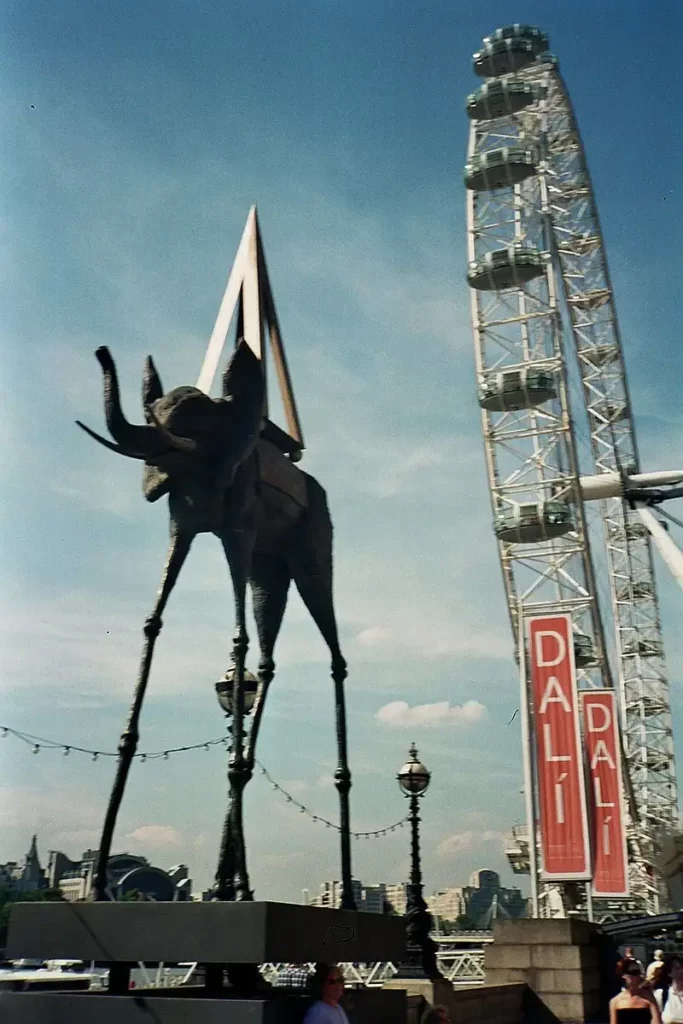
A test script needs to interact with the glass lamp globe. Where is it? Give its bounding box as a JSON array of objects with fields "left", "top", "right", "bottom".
[
  {"left": 397, "top": 744, "right": 430, "bottom": 795},
  {"left": 215, "top": 667, "right": 259, "bottom": 717}
]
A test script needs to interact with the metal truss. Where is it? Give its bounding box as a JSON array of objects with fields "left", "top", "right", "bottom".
[
  {"left": 465, "top": 30, "right": 676, "bottom": 914},
  {"left": 466, "top": 79, "right": 608, "bottom": 684},
  {"left": 541, "top": 69, "right": 677, "bottom": 907},
  {"left": 260, "top": 949, "right": 486, "bottom": 988}
]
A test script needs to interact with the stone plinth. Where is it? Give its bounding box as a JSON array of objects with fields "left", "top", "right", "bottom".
[
  {"left": 7, "top": 900, "right": 405, "bottom": 964},
  {"left": 484, "top": 919, "right": 601, "bottom": 1023},
  {"left": 2, "top": 902, "right": 408, "bottom": 1024},
  {"left": 0, "top": 989, "right": 406, "bottom": 1024}
]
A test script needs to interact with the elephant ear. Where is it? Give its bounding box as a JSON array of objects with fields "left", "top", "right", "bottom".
[{"left": 142, "top": 356, "right": 164, "bottom": 424}]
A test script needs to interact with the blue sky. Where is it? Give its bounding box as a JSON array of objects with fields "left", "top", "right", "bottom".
[{"left": 2, "top": 0, "right": 682, "bottom": 899}]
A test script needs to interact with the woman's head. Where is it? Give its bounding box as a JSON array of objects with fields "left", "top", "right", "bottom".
[
  {"left": 311, "top": 964, "right": 345, "bottom": 1005},
  {"left": 421, "top": 1005, "right": 451, "bottom": 1024},
  {"left": 665, "top": 956, "right": 683, "bottom": 985},
  {"left": 617, "top": 958, "right": 644, "bottom": 989}
]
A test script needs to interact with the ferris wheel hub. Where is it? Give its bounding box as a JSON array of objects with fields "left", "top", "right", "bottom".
[{"left": 579, "top": 469, "right": 683, "bottom": 501}]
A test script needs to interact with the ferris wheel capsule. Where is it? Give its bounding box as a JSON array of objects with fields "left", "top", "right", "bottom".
[
  {"left": 483, "top": 24, "right": 549, "bottom": 55},
  {"left": 467, "top": 245, "right": 545, "bottom": 291},
  {"left": 494, "top": 501, "right": 574, "bottom": 544},
  {"left": 477, "top": 368, "right": 556, "bottom": 412},
  {"left": 536, "top": 52, "right": 560, "bottom": 69},
  {"left": 466, "top": 78, "right": 543, "bottom": 121},
  {"left": 473, "top": 38, "right": 537, "bottom": 78},
  {"left": 464, "top": 147, "right": 537, "bottom": 191},
  {"left": 573, "top": 633, "right": 596, "bottom": 667}
]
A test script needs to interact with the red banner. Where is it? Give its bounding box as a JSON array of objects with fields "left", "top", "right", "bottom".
[
  {"left": 527, "top": 614, "right": 591, "bottom": 880},
  {"left": 582, "top": 690, "right": 629, "bottom": 897}
]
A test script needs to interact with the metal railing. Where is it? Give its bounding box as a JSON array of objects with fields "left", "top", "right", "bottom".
[{"left": 261, "top": 948, "right": 486, "bottom": 988}]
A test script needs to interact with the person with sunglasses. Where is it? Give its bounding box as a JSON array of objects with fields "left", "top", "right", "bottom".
[
  {"left": 610, "top": 958, "right": 662, "bottom": 1024},
  {"left": 304, "top": 964, "right": 349, "bottom": 1024}
]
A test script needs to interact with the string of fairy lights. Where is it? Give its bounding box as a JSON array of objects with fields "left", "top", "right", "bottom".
[{"left": 0, "top": 725, "right": 409, "bottom": 841}]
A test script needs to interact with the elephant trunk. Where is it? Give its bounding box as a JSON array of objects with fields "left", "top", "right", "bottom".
[{"left": 96, "top": 347, "right": 163, "bottom": 455}]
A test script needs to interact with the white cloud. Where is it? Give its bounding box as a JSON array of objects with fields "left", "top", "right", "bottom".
[
  {"left": 353, "top": 619, "right": 511, "bottom": 663},
  {"left": 436, "top": 830, "right": 505, "bottom": 859},
  {"left": 356, "top": 626, "right": 391, "bottom": 649},
  {"left": 0, "top": 785, "right": 102, "bottom": 848},
  {"left": 125, "top": 825, "right": 183, "bottom": 848},
  {"left": 375, "top": 699, "right": 487, "bottom": 729}
]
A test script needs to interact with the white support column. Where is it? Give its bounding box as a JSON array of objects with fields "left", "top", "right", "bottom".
[{"left": 636, "top": 507, "right": 683, "bottom": 593}]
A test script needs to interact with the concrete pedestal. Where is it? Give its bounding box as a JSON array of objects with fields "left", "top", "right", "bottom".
[
  {"left": 0, "top": 988, "right": 407, "bottom": 1024},
  {"left": 484, "top": 919, "right": 602, "bottom": 1023},
  {"left": 1, "top": 901, "right": 407, "bottom": 1024}
]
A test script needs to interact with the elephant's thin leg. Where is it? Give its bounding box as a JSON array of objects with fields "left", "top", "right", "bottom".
[
  {"left": 245, "top": 554, "right": 291, "bottom": 769},
  {"left": 292, "top": 568, "right": 355, "bottom": 911},
  {"left": 93, "top": 531, "right": 193, "bottom": 901},
  {"left": 215, "top": 530, "right": 253, "bottom": 901}
]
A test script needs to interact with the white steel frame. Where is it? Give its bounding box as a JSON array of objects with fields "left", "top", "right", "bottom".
[{"left": 466, "top": 46, "right": 676, "bottom": 914}]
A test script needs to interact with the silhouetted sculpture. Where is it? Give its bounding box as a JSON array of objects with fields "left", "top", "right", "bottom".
[{"left": 78, "top": 341, "right": 354, "bottom": 906}]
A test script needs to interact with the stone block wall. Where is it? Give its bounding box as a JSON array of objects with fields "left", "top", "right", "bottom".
[
  {"left": 484, "top": 919, "right": 602, "bottom": 1023},
  {"left": 384, "top": 978, "right": 525, "bottom": 1024}
]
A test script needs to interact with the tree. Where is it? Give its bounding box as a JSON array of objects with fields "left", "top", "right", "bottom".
[
  {"left": 119, "top": 889, "right": 144, "bottom": 902},
  {"left": 0, "top": 887, "right": 65, "bottom": 949}
]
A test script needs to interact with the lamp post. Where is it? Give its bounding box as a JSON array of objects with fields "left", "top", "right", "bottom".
[
  {"left": 213, "top": 666, "right": 259, "bottom": 908},
  {"left": 396, "top": 744, "right": 442, "bottom": 980}
]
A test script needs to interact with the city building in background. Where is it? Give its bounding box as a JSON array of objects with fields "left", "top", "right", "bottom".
[
  {"left": 429, "top": 870, "right": 526, "bottom": 927},
  {"left": 46, "top": 845, "right": 191, "bottom": 901},
  {"left": 0, "top": 836, "right": 47, "bottom": 894},
  {"left": 310, "top": 879, "right": 364, "bottom": 910},
  {"left": 307, "top": 870, "right": 523, "bottom": 925},
  {"left": 384, "top": 883, "right": 409, "bottom": 916}
]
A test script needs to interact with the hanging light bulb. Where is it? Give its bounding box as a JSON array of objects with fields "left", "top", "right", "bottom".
[
  {"left": 92, "top": 752, "right": 99, "bottom": 762},
  {"left": 63, "top": 747, "right": 70, "bottom": 756},
  {"left": 32, "top": 744, "right": 40, "bottom": 754}
]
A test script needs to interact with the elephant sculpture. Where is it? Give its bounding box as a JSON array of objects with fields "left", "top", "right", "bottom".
[{"left": 78, "top": 341, "right": 354, "bottom": 907}]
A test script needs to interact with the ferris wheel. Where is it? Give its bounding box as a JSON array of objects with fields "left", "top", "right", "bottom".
[{"left": 464, "top": 25, "right": 677, "bottom": 916}]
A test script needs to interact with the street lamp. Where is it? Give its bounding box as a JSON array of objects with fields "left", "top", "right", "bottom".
[
  {"left": 215, "top": 667, "right": 259, "bottom": 717},
  {"left": 396, "top": 744, "right": 442, "bottom": 980}
]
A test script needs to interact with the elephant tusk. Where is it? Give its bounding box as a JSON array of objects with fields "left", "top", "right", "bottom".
[{"left": 75, "top": 421, "right": 146, "bottom": 459}]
